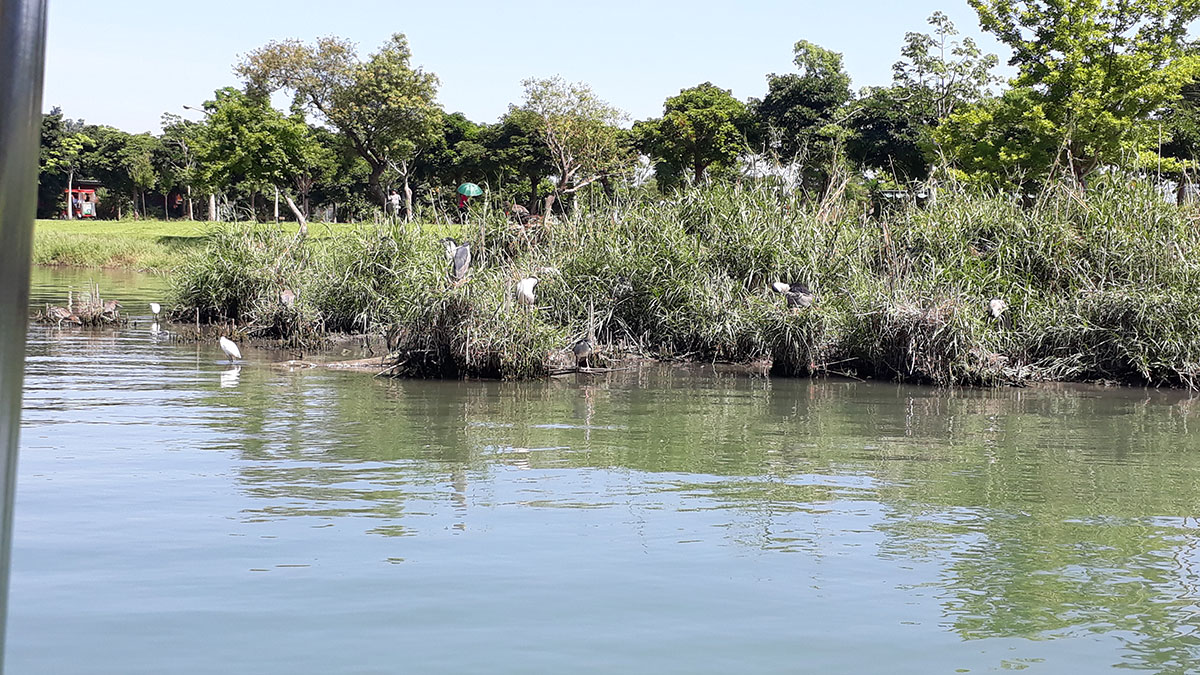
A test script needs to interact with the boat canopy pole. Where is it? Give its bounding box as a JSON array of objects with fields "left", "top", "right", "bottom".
[{"left": 0, "top": 0, "right": 48, "bottom": 668}]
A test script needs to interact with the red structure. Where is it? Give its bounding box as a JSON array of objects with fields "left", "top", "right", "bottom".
[{"left": 63, "top": 187, "right": 97, "bottom": 218}]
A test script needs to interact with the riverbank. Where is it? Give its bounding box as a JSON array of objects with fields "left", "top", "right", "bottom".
[{"left": 164, "top": 177, "right": 1200, "bottom": 388}]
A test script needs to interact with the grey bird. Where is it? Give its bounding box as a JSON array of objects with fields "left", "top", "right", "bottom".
[
  {"left": 572, "top": 299, "right": 597, "bottom": 368},
  {"left": 443, "top": 239, "right": 471, "bottom": 283},
  {"left": 771, "top": 281, "right": 816, "bottom": 310}
]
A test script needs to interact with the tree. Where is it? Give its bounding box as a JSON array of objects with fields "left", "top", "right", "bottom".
[
  {"left": 39, "top": 109, "right": 93, "bottom": 220},
  {"left": 635, "top": 82, "right": 752, "bottom": 189},
  {"left": 1154, "top": 79, "right": 1200, "bottom": 202},
  {"left": 933, "top": 87, "right": 1060, "bottom": 189},
  {"left": 158, "top": 114, "right": 205, "bottom": 220},
  {"left": 964, "top": 0, "right": 1200, "bottom": 182},
  {"left": 751, "top": 41, "right": 854, "bottom": 193},
  {"left": 481, "top": 108, "right": 554, "bottom": 211},
  {"left": 893, "top": 12, "right": 1000, "bottom": 122},
  {"left": 237, "top": 33, "right": 444, "bottom": 218},
  {"left": 123, "top": 134, "right": 159, "bottom": 219},
  {"left": 520, "top": 76, "right": 629, "bottom": 214},
  {"left": 752, "top": 41, "right": 853, "bottom": 156},
  {"left": 848, "top": 13, "right": 1000, "bottom": 184},
  {"left": 846, "top": 86, "right": 932, "bottom": 183},
  {"left": 195, "top": 87, "right": 328, "bottom": 234}
]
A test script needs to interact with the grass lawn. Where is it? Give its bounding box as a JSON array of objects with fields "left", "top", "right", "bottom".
[{"left": 32, "top": 218, "right": 395, "bottom": 271}]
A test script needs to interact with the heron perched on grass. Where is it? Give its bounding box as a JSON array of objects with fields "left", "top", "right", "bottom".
[
  {"left": 219, "top": 336, "right": 242, "bottom": 363},
  {"left": 442, "top": 238, "right": 471, "bottom": 283},
  {"left": 517, "top": 277, "right": 539, "bottom": 306},
  {"left": 771, "top": 281, "right": 816, "bottom": 310}
]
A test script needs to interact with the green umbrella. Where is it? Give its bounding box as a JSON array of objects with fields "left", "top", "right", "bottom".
[{"left": 457, "top": 182, "right": 483, "bottom": 197}]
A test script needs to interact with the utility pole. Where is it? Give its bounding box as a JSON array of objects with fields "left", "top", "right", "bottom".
[{"left": 0, "top": 1, "right": 49, "bottom": 671}]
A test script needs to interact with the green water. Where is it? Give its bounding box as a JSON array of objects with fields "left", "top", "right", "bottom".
[{"left": 9, "top": 267, "right": 1200, "bottom": 673}]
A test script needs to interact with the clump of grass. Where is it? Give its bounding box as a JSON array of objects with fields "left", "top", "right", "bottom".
[{"left": 169, "top": 175, "right": 1200, "bottom": 387}]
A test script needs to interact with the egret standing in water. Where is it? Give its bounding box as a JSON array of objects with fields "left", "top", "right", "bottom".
[
  {"left": 219, "top": 336, "right": 242, "bottom": 363},
  {"left": 517, "top": 277, "right": 539, "bottom": 307},
  {"left": 149, "top": 302, "right": 162, "bottom": 335},
  {"left": 771, "top": 281, "right": 816, "bottom": 311}
]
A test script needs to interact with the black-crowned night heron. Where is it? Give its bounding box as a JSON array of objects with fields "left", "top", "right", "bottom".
[
  {"left": 219, "top": 336, "right": 242, "bottom": 362},
  {"left": 442, "top": 238, "right": 471, "bottom": 283},
  {"left": 572, "top": 337, "right": 594, "bottom": 366},
  {"left": 573, "top": 299, "right": 597, "bottom": 367},
  {"left": 771, "top": 281, "right": 816, "bottom": 310},
  {"left": 517, "top": 277, "right": 539, "bottom": 306}
]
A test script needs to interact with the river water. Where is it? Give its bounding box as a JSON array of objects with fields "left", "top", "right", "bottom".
[{"left": 8, "top": 267, "right": 1200, "bottom": 673}]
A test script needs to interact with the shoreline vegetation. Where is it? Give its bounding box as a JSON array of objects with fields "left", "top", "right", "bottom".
[{"left": 140, "top": 178, "right": 1200, "bottom": 389}]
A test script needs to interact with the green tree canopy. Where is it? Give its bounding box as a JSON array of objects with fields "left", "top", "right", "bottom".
[
  {"left": 957, "top": 0, "right": 1200, "bottom": 182},
  {"left": 196, "top": 87, "right": 328, "bottom": 230},
  {"left": 520, "top": 76, "right": 629, "bottom": 211},
  {"left": 752, "top": 40, "right": 853, "bottom": 158},
  {"left": 635, "top": 82, "right": 752, "bottom": 189},
  {"left": 237, "top": 33, "right": 443, "bottom": 214}
]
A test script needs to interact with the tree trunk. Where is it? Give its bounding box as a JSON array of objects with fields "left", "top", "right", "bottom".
[
  {"left": 274, "top": 186, "right": 280, "bottom": 223},
  {"left": 209, "top": 193, "right": 218, "bottom": 222},
  {"left": 693, "top": 160, "right": 705, "bottom": 185},
  {"left": 403, "top": 174, "right": 414, "bottom": 223},
  {"left": 283, "top": 192, "right": 307, "bottom": 240},
  {"left": 368, "top": 163, "right": 387, "bottom": 206},
  {"left": 163, "top": 192, "right": 170, "bottom": 221},
  {"left": 140, "top": 191, "right": 146, "bottom": 220},
  {"left": 65, "top": 170, "right": 74, "bottom": 220},
  {"left": 187, "top": 185, "right": 194, "bottom": 220},
  {"left": 543, "top": 194, "right": 556, "bottom": 219}
]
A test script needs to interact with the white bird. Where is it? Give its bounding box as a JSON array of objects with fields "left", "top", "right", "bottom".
[
  {"left": 517, "top": 277, "right": 539, "bottom": 306},
  {"left": 149, "top": 302, "right": 161, "bottom": 317},
  {"left": 988, "top": 298, "right": 1008, "bottom": 319},
  {"left": 219, "top": 336, "right": 242, "bottom": 362}
]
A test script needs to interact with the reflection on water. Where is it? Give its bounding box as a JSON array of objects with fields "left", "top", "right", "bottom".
[{"left": 9, "top": 266, "right": 1200, "bottom": 674}]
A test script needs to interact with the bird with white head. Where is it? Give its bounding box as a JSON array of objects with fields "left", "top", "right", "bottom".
[
  {"left": 219, "top": 336, "right": 242, "bottom": 362},
  {"left": 517, "top": 277, "right": 539, "bottom": 306}
]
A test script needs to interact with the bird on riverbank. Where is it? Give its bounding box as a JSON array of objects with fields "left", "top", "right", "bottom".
[
  {"left": 572, "top": 299, "right": 597, "bottom": 368},
  {"left": 219, "top": 335, "right": 242, "bottom": 363},
  {"left": 517, "top": 277, "right": 539, "bottom": 307},
  {"left": 771, "top": 281, "right": 816, "bottom": 311},
  {"left": 150, "top": 302, "right": 161, "bottom": 317},
  {"left": 988, "top": 297, "right": 1007, "bottom": 319},
  {"left": 442, "top": 238, "right": 471, "bottom": 284}
]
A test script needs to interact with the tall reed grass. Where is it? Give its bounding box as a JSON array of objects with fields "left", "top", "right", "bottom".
[{"left": 170, "top": 176, "right": 1200, "bottom": 386}]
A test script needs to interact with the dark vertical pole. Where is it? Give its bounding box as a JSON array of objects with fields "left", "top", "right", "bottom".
[{"left": 0, "top": 0, "right": 48, "bottom": 669}]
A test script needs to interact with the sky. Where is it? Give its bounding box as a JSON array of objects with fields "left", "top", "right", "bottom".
[{"left": 44, "top": 0, "right": 1013, "bottom": 133}]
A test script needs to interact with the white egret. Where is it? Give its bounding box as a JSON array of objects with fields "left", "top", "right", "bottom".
[
  {"left": 771, "top": 281, "right": 816, "bottom": 310},
  {"left": 517, "top": 277, "right": 539, "bottom": 306},
  {"left": 219, "top": 336, "right": 242, "bottom": 362},
  {"left": 149, "top": 302, "right": 161, "bottom": 317}
]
